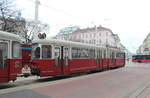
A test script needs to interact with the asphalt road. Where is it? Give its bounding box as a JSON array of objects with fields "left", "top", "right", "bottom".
[{"left": 1, "top": 62, "right": 150, "bottom": 98}]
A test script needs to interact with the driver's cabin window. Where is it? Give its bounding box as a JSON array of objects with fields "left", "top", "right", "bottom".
[
  {"left": 42, "top": 45, "right": 52, "bottom": 59},
  {"left": 34, "top": 47, "right": 40, "bottom": 59},
  {"left": 0, "top": 42, "right": 8, "bottom": 69},
  {"left": 12, "top": 41, "right": 21, "bottom": 58},
  {"left": 32, "top": 44, "right": 41, "bottom": 59}
]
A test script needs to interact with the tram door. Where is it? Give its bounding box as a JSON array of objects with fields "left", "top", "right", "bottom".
[
  {"left": 54, "top": 46, "right": 69, "bottom": 75},
  {"left": 62, "top": 47, "right": 69, "bottom": 75},
  {"left": 54, "top": 47, "right": 62, "bottom": 74},
  {"left": 97, "top": 50, "right": 103, "bottom": 70},
  {"left": 0, "top": 42, "right": 8, "bottom": 82}
]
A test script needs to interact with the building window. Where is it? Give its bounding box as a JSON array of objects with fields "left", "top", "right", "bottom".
[
  {"left": 99, "top": 33, "right": 101, "bottom": 36},
  {"left": 86, "top": 34, "right": 88, "bottom": 38},
  {"left": 99, "top": 40, "right": 101, "bottom": 44},
  {"left": 94, "top": 33, "right": 96, "bottom": 38}
]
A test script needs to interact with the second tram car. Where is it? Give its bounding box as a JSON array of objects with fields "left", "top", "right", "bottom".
[
  {"left": 0, "top": 31, "right": 22, "bottom": 83},
  {"left": 29, "top": 39, "right": 125, "bottom": 77}
]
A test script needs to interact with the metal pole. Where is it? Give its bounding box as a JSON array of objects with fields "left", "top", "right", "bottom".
[
  {"left": 35, "top": 0, "right": 39, "bottom": 22},
  {"left": 33, "top": 0, "right": 40, "bottom": 40}
]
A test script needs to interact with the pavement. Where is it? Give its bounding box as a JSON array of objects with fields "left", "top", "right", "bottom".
[
  {"left": 136, "top": 84, "right": 150, "bottom": 98},
  {"left": 1, "top": 62, "right": 150, "bottom": 98}
]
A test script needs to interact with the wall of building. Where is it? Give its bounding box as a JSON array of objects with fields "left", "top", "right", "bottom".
[
  {"left": 137, "top": 33, "right": 150, "bottom": 54},
  {"left": 56, "top": 26, "right": 119, "bottom": 48}
]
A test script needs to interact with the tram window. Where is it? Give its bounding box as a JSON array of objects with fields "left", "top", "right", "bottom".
[
  {"left": 33, "top": 47, "right": 40, "bottom": 59},
  {"left": 12, "top": 41, "right": 20, "bottom": 58},
  {"left": 112, "top": 52, "right": 114, "bottom": 59},
  {"left": 64, "top": 48, "right": 69, "bottom": 66},
  {"left": 100, "top": 50, "right": 102, "bottom": 59},
  {"left": 80, "top": 48, "right": 89, "bottom": 58},
  {"left": 116, "top": 53, "right": 119, "bottom": 58},
  {"left": 107, "top": 50, "right": 110, "bottom": 58},
  {"left": 89, "top": 49, "right": 95, "bottom": 58},
  {"left": 0, "top": 50, "right": 3, "bottom": 69},
  {"left": 77, "top": 48, "right": 81, "bottom": 58},
  {"left": 145, "top": 55, "right": 150, "bottom": 59},
  {"left": 0, "top": 42, "right": 8, "bottom": 69},
  {"left": 112, "top": 52, "right": 115, "bottom": 61},
  {"left": 42, "top": 45, "right": 51, "bottom": 59},
  {"left": 72, "top": 47, "right": 78, "bottom": 58},
  {"left": 116, "top": 53, "right": 124, "bottom": 58},
  {"left": 110, "top": 51, "right": 112, "bottom": 59},
  {"left": 120, "top": 53, "right": 124, "bottom": 58},
  {"left": 54, "top": 47, "right": 60, "bottom": 66},
  {"left": 64, "top": 48, "right": 69, "bottom": 58},
  {"left": 54, "top": 47, "right": 60, "bottom": 57},
  {"left": 32, "top": 44, "right": 40, "bottom": 59},
  {"left": 103, "top": 50, "right": 106, "bottom": 58}
]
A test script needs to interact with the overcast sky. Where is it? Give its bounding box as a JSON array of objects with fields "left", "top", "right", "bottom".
[{"left": 15, "top": 0, "right": 150, "bottom": 53}]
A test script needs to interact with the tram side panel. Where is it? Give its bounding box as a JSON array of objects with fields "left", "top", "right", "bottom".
[
  {"left": 116, "top": 52, "right": 125, "bottom": 67},
  {"left": 8, "top": 41, "right": 23, "bottom": 81},
  {"left": 31, "top": 45, "right": 68, "bottom": 77},
  {"left": 30, "top": 39, "right": 126, "bottom": 78},
  {"left": 69, "top": 47, "right": 98, "bottom": 74},
  {"left": 7, "top": 59, "right": 22, "bottom": 81},
  {"left": 0, "top": 31, "right": 23, "bottom": 83},
  {"left": 31, "top": 59, "right": 59, "bottom": 77},
  {"left": 69, "top": 59, "right": 97, "bottom": 74}
]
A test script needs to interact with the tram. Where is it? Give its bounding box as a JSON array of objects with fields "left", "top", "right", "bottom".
[
  {"left": 29, "top": 39, "right": 125, "bottom": 77},
  {"left": 0, "top": 31, "right": 126, "bottom": 83},
  {"left": 0, "top": 31, "right": 22, "bottom": 83},
  {"left": 132, "top": 55, "right": 150, "bottom": 62}
]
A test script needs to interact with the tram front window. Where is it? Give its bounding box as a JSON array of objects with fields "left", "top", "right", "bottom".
[
  {"left": 0, "top": 42, "right": 8, "bottom": 69},
  {"left": 12, "top": 41, "right": 21, "bottom": 58},
  {"left": 32, "top": 44, "right": 40, "bottom": 59}
]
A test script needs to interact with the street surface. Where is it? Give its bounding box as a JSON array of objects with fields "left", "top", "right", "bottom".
[{"left": 1, "top": 62, "right": 150, "bottom": 98}]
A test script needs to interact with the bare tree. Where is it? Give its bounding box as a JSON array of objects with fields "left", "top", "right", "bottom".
[
  {"left": 0, "top": 0, "right": 50, "bottom": 43},
  {"left": 21, "top": 20, "right": 50, "bottom": 43},
  {"left": 0, "top": 0, "right": 20, "bottom": 32}
]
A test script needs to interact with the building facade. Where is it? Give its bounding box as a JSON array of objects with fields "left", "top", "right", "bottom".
[
  {"left": 56, "top": 25, "right": 122, "bottom": 48},
  {"left": 137, "top": 33, "right": 150, "bottom": 54}
]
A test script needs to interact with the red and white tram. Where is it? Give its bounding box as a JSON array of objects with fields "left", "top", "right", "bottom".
[
  {"left": 0, "top": 31, "right": 125, "bottom": 83},
  {"left": 0, "top": 31, "right": 22, "bottom": 83},
  {"left": 30, "top": 39, "right": 125, "bottom": 77}
]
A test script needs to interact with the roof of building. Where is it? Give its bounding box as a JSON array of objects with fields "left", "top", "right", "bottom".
[{"left": 72, "top": 26, "right": 113, "bottom": 34}]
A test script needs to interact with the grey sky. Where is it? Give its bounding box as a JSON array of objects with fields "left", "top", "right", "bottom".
[{"left": 15, "top": 0, "right": 150, "bottom": 53}]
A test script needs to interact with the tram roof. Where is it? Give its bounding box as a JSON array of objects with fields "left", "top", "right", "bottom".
[
  {"left": 0, "top": 31, "right": 22, "bottom": 41},
  {"left": 33, "top": 39, "right": 106, "bottom": 49}
]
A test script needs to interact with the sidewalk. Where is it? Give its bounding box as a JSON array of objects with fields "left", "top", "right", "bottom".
[{"left": 137, "top": 85, "right": 150, "bottom": 98}]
